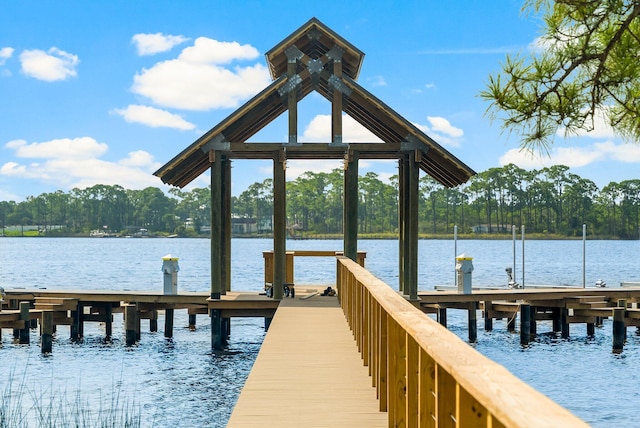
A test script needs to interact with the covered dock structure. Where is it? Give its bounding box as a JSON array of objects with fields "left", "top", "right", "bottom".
[{"left": 153, "top": 17, "right": 475, "bottom": 348}]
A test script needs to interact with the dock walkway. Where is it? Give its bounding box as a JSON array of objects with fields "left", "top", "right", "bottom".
[{"left": 227, "top": 288, "right": 386, "bottom": 427}]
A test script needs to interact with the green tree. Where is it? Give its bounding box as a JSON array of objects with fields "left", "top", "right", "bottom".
[{"left": 482, "top": 0, "right": 640, "bottom": 151}]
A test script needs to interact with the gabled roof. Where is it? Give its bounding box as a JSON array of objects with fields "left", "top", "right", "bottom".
[
  {"left": 154, "top": 18, "right": 476, "bottom": 188},
  {"left": 265, "top": 17, "right": 364, "bottom": 81}
]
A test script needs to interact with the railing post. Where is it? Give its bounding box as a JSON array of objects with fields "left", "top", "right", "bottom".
[{"left": 379, "top": 309, "right": 388, "bottom": 412}]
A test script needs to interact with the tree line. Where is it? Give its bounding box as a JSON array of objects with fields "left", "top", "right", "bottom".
[{"left": 1, "top": 164, "right": 639, "bottom": 239}]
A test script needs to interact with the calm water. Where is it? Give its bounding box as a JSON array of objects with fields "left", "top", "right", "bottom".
[{"left": 1, "top": 237, "right": 639, "bottom": 426}]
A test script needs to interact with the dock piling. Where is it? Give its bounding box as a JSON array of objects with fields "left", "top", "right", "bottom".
[
  {"left": 149, "top": 310, "right": 158, "bottom": 332},
  {"left": 468, "top": 303, "right": 477, "bottom": 343},
  {"left": 124, "top": 304, "right": 137, "bottom": 346},
  {"left": 164, "top": 308, "right": 174, "bottom": 338},
  {"left": 19, "top": 301, "right": 30, "bottom": 344},
  {"left": 41, "top": 310, "right": 53, "bottom": 353},
  {"left": 484, "top": 301, "right": 493, "bottom": 331},
  {"left": 561, "top": 308, "right": 570, "bottom": 339},
  {"left": 612, "top": 307, "right": 626, "bottom": 353},
  {"left": 520, "top": 304, "right": 530, "bottom": 346},
  {"left": 437, "top": 307, "right": 447, "bottom": 327}
]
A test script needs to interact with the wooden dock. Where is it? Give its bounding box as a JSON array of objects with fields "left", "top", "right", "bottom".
[{"left": 227, "top": 286, "right": 386, "bottom": 427}]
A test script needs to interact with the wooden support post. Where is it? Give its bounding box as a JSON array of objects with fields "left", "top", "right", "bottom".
[
  {"left": 529, "top": 306, "right": 537, "bottom": 338},
  {"left": 520, "top": 304, "right": 531, "bottom": 346},
  {"left": 331, "top": 48, "right": 343, "bottom": 145},
  {"left": 222, "top": 317, "right": 230, "bottom": 345},
  {"left": 612, "top": 307, "right": 626, "bottom": 353},
  {"left": 398, "top": 159, "right": 405, "bottom": 294},
  {"left": 552, "top": 307, "right": 561, "bottom": 333},
  {"left": 41, "top": 310, "right": 53, "bottom": 353},
  {"left": 587, "top": 322, "right": 595, "bottom": 337},
  {"left": 343, "top": 151, "right": 359, "bottom": 262},
  {"left": 618, "top": 299, "right": 627, "bottom": 340},
  {"left": 595, "top": 316, "right": 603, "bottom": 327},
  {"left": 561, "top": 307, "right": 570, "bottom": 339},
  {"left": 164, "top": 308, "right": 174, "bottom": 338},
  {"left": 189, "top": 314, "right": 196, "bottom": 331},
  {"left": 507, "top": 312, "right": 516, "bottom": 332},
  {"left": 437, "top": 307, "right": 447, "bottom": 327},
  {"left": 211, "top": 309, "right": 223, "bottom": 350},
  {"left": 105, "top": 304, "right": 113, "bottom": 338},
  {"left": 19, "top": 301, "right": 30, "bottom": 344},
  {"left": 124, "top": 304, "right": 137, "bottom": 346},
  {"left": 223, "top": 157, "right": 232, "bottom": 294},
  {"left": 149, "top": 310, "right": 158, "bottom": 333},
  {"left": 484, "top": 301, "right": 493, "bottom": 331},
  {"left": 468, "top": 302, "right": 477, "bottom": 343},
  {"left": 264, "top": 317, "right": 272, "bottom": 331},
  {"left": 210, "top": 152, "right": 223, "bottom": 300},
  {"left": 407, "top": 153, "right": 419, "bottom": 301},
  {"left": 70, "top": 305, "right": 81, "bottom": 342},
  {"left": 286, "top": 55, "right": 298, "bottom": 144},
  {"left": 272, "top": 152, "right": 286, "bottom": 300}
]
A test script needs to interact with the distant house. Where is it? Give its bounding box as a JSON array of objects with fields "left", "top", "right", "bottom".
[
  {"left": 471, "top": 224, "right": 509, "bottom": 234},
  {"left": 232, "top": 217, "right": 258, "bottom": 234}
]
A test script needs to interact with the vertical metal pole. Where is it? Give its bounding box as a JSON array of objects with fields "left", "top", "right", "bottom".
[
  {"left": 521, "top": 225, "right": 526, "bottom": 289},
  {"left": 454, "top": 225, "right": 458, "bottom": 287},
  {"left": 582, "top": 223, "right": 586, "bottom": 288},
  {"left": 512, "top": 225, "right": 516, "bottom": 282}
]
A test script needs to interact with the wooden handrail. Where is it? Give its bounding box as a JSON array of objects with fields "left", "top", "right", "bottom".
[
  {"left": 336, "top": 257, "right": 588, "bottom": 427},
  {"left": 263, "top": 250, "right": 366, "bottom": 286}
]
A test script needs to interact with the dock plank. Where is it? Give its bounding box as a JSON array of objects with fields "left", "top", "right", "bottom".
[{"left": 228, "top": 292, "right": 386, "bottom": 427}]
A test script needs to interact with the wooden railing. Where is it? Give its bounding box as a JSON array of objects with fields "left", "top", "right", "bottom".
[
  {"left": 336, "top": 257, "right": 588, "bottom": 427},
  {"left": 262, "top": 250, "right": 366, "bottom": 287}
]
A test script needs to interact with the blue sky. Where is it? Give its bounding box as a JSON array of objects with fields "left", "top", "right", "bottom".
[{"left": 1, "top": 0, "right": 639, "bottom": 202}]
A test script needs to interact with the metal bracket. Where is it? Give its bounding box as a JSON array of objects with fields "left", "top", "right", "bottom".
[
  {"left": 284, "top": 45, "right": 304, "bottom": 63},
  {"left": 326, "top": 45, "right": 344, "bottom": 63},
  {"left": 306, "top": 27, "right": 321, "bottom": 41},
  {"left": 328, "top": 75, "right": 352, "bottom": 96},
  {"left": 277, "top": 74, "right": 302, "bottom": 96},
  {"left": 400, "top": 134, "right": 428, "bottom": 153},
  {"left": 307, "top": 58, "right": 324, "bottom": 74},
  {"left": 202, "top": 133, "right": 230, "bottom": 153}
]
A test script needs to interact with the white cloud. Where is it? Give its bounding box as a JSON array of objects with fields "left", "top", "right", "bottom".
[
  {"left": 425, "top": 82, "right": 436, "bottom": 89},
  {"left": 301, "top": 114, "right": 382, "bottom": 142},
  {"left": 19, "top": 47, "right": 79, "bottom": 81},
  {"left": 499, "top": 140, "right": 640, "bottom": 169},
  {"left": 368, "top": 75, "right": 387, "bottom": 87},
  {"left": 131, "top": 37, "right": 270, "bottom": 110},
  {"left": 132, "top": 33, "right": 189, "bottom": 55},
  {"left": 426, "top": 116, "right": 463, "bottom": 138},
  {"left": 0, "top": 47, "right": 14, "bottom": 65},
  {"left": 6, "top": 137, "right": 107, "bottom": 159},
  {"left": 1, "top": 137, "right": 162, "bottom": 190},
  {"left": 179, "top": 37, "right": 259, "bottom": 64},
  {"left": 112, "top": 104, "right": 196, "bottom": 130},
  {"left": 414, "top": 116, "right": 464, "bottom": 148}
]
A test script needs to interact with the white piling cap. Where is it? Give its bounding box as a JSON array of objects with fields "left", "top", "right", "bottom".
[
  {"left": 456, "top": 253, "right": 473, "bottom": 261},
  {"left": 162, "top": 254, "right": 179, "bottom": 261}
]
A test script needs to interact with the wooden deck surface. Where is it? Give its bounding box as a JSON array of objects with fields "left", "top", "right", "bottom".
[{"left": 227, "top": 288, "right": 386, "bottom": 427}]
